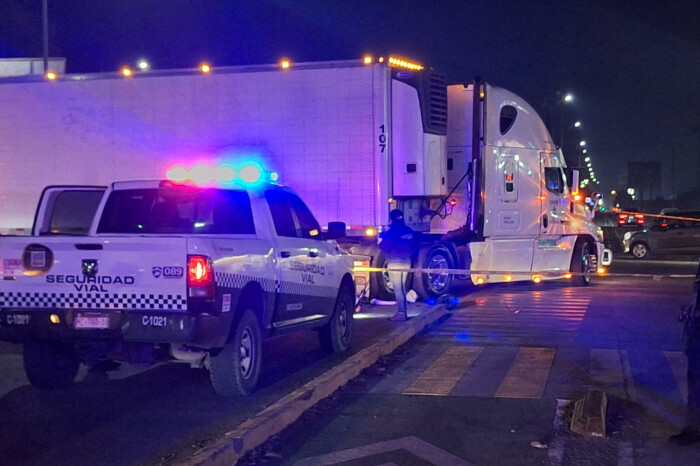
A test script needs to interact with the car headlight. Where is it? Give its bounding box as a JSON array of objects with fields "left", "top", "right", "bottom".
[{"left": 623, "top": 231, "right": 633, "bottom": 241}]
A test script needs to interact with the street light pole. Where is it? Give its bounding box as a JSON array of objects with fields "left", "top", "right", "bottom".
[{"left": 42, "top": 0, "right": 49, "bottom": 73}]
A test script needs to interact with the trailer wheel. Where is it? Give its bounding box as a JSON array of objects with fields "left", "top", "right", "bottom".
[
  {"left": 570, "top": 239, "right": 592, "bottom": 286},
  {"left": 209, "top": 309, "right": 262, "bottom": 396},
  {"left": 412, "top": 244, "right": 455, "bottom": 299},
  {"left": 23, "top": 340, "right": 80, "bottom": 390},
  {"left": 369, "top": 252, "right": 395, "bottom": 301},
  {"left": 318, "top": 286, "right": 354, "bottom": 353}
]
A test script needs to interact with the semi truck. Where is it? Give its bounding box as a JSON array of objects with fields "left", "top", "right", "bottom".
[{"left": 0, "top": 56, "right": 611, "bottom": 299}]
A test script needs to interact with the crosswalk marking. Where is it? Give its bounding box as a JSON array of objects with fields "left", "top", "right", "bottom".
[
  {"left": 434, "top": 290, "right": 591, "bottom": 344},
  {"left": 403, "top": 346, "right": 484, "bottom": 396},
  {"left": 494, "top": 347, "right": 555, "bottom": 399},
  {"left": 664, "top": 351, "right": 688, "bottom": 404}
]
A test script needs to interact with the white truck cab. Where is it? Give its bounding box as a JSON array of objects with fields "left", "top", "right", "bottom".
[{"left": 0, "top": 167, "right": 355, "bottom": 395}]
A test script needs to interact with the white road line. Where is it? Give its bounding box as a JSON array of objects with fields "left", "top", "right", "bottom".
[{"left": 293, "top": 436, "right": 474, "bottom": 466}]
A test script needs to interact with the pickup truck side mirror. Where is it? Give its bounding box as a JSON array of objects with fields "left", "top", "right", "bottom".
[{"left": 325, "top": 221, "right": 347, "bottom": 240}]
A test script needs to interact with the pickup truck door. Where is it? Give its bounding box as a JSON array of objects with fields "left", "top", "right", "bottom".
[
  {"left": 264, "top": 189, "right": 340, "bottom": 329},
  {"left": 32, "top": 186, "right": 107, "bottom": 236}
]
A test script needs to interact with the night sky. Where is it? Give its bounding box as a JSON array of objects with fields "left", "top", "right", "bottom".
[{"left": 2, "top": 0, "right": 699, "bottom": 203}]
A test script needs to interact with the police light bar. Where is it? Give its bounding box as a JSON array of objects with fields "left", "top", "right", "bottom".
[{"left": 165, "top": 162, "right": 278, "bottom": 187}]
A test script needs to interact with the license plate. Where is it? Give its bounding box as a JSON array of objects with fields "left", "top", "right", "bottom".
[{"left": 75, "top": 314, "right": 109, "bottom": 329}]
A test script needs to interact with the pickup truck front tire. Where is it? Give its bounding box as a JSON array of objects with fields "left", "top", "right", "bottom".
[
  {"left": 208, "top": 309, "right": 262, "bottom": 396},
  {"left": 318, "top": 286, "right": 354, "bottom": 353},
  {"left": 23, "top": 340, "right": 80, "bottom": 390}
]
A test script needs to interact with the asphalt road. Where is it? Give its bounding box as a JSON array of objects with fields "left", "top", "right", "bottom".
[
  {"left": 0, "top": 255, "right": 697, "bottom": 465},
  {"left": 236, "top": 257, "right": 700, "bottom": 465}
]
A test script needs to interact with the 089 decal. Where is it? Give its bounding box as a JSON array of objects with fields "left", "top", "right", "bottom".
[{"left": 152, "top": 266, "right": 184, "bottom": 279}]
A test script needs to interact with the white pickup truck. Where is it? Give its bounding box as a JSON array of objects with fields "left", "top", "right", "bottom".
[{"left": 0, "top": 171, "right": 355, "bottom": 396}]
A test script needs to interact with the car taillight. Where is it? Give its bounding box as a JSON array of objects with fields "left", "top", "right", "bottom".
[
  {"left": 618, "top": 214, "right": 628, "bottom": 225},
  {"left": 635, "top": 214, "right": 644, "bottom": 225},
  {"left": 188, "top": 255, "right": 215, "bottom": 299}
]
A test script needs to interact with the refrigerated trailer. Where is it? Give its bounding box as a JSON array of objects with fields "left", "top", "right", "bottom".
[{"left": 0, "top": 57, "right": 610, "bottom": 298}]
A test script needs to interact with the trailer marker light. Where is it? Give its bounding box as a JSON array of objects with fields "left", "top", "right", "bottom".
[
  {"left": 597, "top": 267, "right": 606, "bottom": 275},
  {"left": 280, "top": 60, "right": 291, "bottom": 69},
  {"left": 564, "top": 272, "right": 572, "bottom": 279},
  {"left": 363, "top": 55, "right": 373, "bottom": 65},
  {"left": 532, "top": 274, "right": 542, "bottom": 283},
  {"left": 200, "top": 63, "right": 211, "bottom": 73},
  {"left": 504, "top": 274, "right": 513, "bottom": 282},
  {"left": 476, "top": 277, "right": 485, "bottom": 285},
  {"left": 449, "top": 199, "right": 458, "bottom": 206},
  {"left": 388, "top": 56, "right": 424, "bottom": 71},
  {"left": 121, "top": 67, "right": 133, "bottom": 77},
  {"left": 45, "top": 71, "right": 57, "bottom": 80},
  {"left": 364, "top": 228, "right": 376, "bottom": 237},
  {"left": 50, "top": 314, "right": 60, "bottom": 324}
]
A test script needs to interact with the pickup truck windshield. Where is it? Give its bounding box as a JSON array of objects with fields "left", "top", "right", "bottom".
[{"left": 97, "top": 188, "right": 255, "bottom": 234}]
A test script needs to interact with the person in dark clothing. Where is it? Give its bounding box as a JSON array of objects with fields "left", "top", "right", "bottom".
[
  {"left": 669, "top": 259, "right": 700, "bottom": 445},
  {"left": 378, "top": 209, "right": 418, "bottom": 322}
]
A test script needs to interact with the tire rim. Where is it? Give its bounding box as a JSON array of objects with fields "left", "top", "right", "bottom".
[
  {"left": 337, "top": 300, "right": 349, "bottom": 340},
  {"left": 239, "top": 327, "right": 254, "bottom": 378},
  {"left": 632, "top": 244, "right": 647, "bottom": 258},
  {"left": 427, "top": 254, "right": 450, "bottom": 292}
]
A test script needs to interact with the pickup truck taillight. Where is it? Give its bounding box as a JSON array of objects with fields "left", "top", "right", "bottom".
[{"left": 187, "top": 255, "right": 215, "bottom": 299}]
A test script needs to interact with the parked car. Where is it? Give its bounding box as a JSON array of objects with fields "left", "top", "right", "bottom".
[
  {"left": 593, "top": 211, "right": 626, "bottom": 253},
  {"left": 623, "top": 211, "right": 700, "bottom": 259},
  {"left": 617, "top": 208, "right": 645, "bottom": 226}
]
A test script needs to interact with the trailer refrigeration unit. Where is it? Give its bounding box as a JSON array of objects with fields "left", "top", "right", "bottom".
[{"left": 0, "top": 57, "right": 610, "bottom": 299}]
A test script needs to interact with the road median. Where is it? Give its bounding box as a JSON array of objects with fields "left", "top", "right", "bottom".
[{"left": 183, "top": 302, "right": 447, "bottom": 466}]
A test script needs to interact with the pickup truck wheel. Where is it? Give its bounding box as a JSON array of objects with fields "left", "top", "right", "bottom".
[
  {"left": 209, "top": 309, "right": 262, "bottom": 396},
  {"left": 570, "top": 240, "right": 592, "bottom": 286},
  {"left": 23, "top": 340, "right": 80, "bottom": 390},
  {"left": 319, "top": 286, "right": 354, "bottom": 353}
]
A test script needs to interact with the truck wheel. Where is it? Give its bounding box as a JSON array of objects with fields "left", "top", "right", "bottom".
[
  {"left": 630, "top": 242, "right": 650, "bottom": 259},
  {"left": 369, "top": 252, "right": 395, "bottom": 301},
  {"left": 570, "top": 239, "right": 592, "bottom": 286},
  {"left": 209, "top": 309, "right": 262, "bottom": 396},
  {"left": 23, "top": 340, "right": 80, "bottom": 390},
  {"left": 412, "top": 244, "right": 455, "bottom": 299},
  {"left": 319, "top": 286, "right": 354, "bottom": 353}
]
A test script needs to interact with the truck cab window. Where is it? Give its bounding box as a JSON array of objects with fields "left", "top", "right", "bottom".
[
  {"left": 544, "top": 167, "right": 564, "bottom": 194},
  {"left": 49, "top": 190, "right": 104, "bottom": 235},
  {"left": 265, "top": 190, "right": 298, "bottom": 238},
  {"left": 97, "top": 188, "right": 255, "bottom": 234},
  {"left": 289, "top": 195, "right": 322, "bottom": 239},
  {"left": 499, "top": 105, "right": 517, "bottom": 135}
]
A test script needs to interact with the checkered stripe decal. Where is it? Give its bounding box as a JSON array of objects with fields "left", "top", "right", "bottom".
[
  {"left": 278, "top": 281, "right": 338, "bottom": 299},
  {"left": 215, "top": 272, "right": 275, "bottom": 292},
  {"left": 215, "top": 272, "right": 336, "bottom": 298},
  {"left": 0, "top": 292, "right": 186, "bottom": 310}
]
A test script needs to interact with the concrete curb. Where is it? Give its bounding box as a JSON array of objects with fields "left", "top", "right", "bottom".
[{"left": 183, "top": 303, "right": 447, "bottom": 466}]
